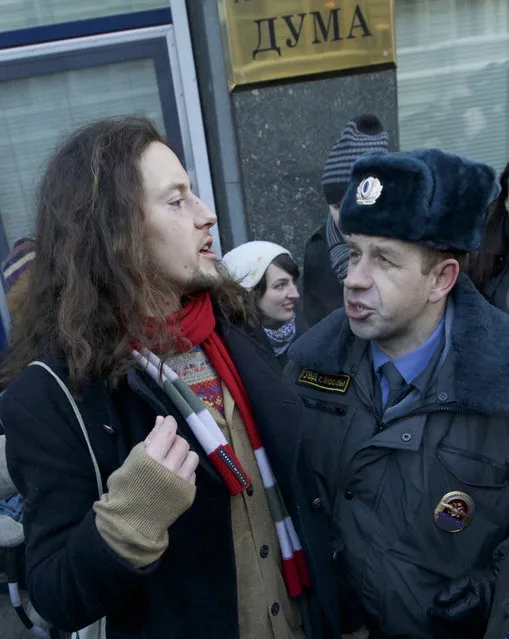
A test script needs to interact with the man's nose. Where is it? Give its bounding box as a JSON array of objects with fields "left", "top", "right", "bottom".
[
  {"left": 193, "top": 194, "right": 217, "bottom": 228},
  {"left": 344, "top": 259, "right": 372, "bottom": 290}
]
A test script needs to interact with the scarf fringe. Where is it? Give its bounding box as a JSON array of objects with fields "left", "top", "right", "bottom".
[
  {"left": 209, "top": 444, "right": 251, "bottom": 496},
  {"left": 283, "top": 550, "right": 311, "bottom": 597}
]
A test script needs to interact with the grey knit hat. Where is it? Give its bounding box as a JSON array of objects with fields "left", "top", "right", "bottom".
[{"left": 322, "top": 114, "right": 389, "bottom": 205}]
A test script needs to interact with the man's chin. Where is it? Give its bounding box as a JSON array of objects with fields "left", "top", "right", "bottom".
[
  {"left": 348, "top": 318, "right": 377, "bottom": 341},
  {"left": 183, "top": 267, "right": 222, "bottom": 296}
]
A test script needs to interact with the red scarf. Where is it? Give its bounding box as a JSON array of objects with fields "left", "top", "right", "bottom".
[
  {"left": 141, "top": 293, "right": 310, "bottom": 596},
  {"left": 162, "top": 294, "right": 264, "bottom": 449}
]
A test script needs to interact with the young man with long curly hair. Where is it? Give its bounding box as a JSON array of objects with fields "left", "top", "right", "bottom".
[{"left": 0, "top": 117, "right": 339, "bottom": 639}]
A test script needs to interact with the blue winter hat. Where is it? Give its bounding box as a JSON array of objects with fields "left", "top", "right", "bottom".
[{"left": 339, "top": 149, "right": 500, "bottom": 252}]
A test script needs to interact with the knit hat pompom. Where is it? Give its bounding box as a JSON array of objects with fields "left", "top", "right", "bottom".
[
  {"left": 2, "top": 237, "right": 36, "bottom": 292},
  {"left": 322, "top": 113, "right": 389, "bottom": 205},
  {"left": 352, "top": 114, "right": 385, "bottom": 135}
]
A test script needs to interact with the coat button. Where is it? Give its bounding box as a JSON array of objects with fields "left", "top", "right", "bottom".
[
  {"left": 438, "top": 392, "right": 448, "bottom": 402},
  {"left": 344, "top": 491, "right": 354, "bottom": 500},
  {"left": 270, "top": 602, "right": 280, "bottom": 616},
  {"left": 310, "top": 497, "right": 322, "bottom": 510},
  {"left": 331, "top": 550, "right": 341, "bottom": 562},
  {"left": 260, "top": 545, "right": 269, "bottom": 559},
  {"left": 246, "top": 486, "right": 254, "bottom": 496},
  {"left": 401, "top": 433, "right": 412, "bottom": 442}
]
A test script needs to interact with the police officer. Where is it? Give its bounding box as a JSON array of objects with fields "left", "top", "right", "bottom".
[{"left": 286, "top": 149, "right": 507, "bottom": 638}]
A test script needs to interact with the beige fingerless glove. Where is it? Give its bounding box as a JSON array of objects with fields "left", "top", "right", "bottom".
[{"left": 93, "top": 443, "right": 196, "bottom": 568}]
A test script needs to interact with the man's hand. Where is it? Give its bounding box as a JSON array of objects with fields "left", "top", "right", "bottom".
[
  {"left": 144, "top": 416, "right": 199, "bottom": 485},
  {"left": 428, "top": 569, "right": 496, "bottom": 636},
  {"left": 94, "top": 415, "right": 199, "bottom": 567}
]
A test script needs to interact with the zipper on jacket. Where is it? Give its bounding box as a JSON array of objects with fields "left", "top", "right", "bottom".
[
  {"left": 352, "top": 378, "right": 383, "bottom": 433},
  {"left": 438, "top": 445, "right": 509, "bottom": 487},
  {"left": 353, "top": 376, "right": 471, "bottom": 435},
  {"left": 439, "top": 444, "right": 506, "bottom": 469},
  {"left": 350, "top": 389, "right": 508, "bottom": 485}
]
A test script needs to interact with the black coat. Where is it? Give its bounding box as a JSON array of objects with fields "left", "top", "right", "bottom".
[
  {"left": 1, "top": 316, "right": 340, "bottom": 639},
  {"left": 485, "top": 553, "right": 509, "bottom": 639},
  {"left": 288, "top": 276, "right": 509, "bottom": 638},
  {"left": 303, "top": 225, "right": 344, "bottom": 327}
]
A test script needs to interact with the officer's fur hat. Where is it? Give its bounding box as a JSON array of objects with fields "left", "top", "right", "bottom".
[{"left": 339, "top": 149, "right": 501, "bottom": 252}]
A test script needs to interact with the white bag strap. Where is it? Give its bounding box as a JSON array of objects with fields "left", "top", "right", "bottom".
[{"left": 29, "top": 361, "right": 104, "bottom": 498}]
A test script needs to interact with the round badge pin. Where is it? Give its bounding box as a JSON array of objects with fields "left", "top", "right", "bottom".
[
  {"left": 434, "top": 491, "right": 475, "bottom": 533},
  {"left": 356, "top": 176, "right": 383, "bottom": 206}
]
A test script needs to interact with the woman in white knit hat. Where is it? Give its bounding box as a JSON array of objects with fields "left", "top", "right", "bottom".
[{"left": 222, "top": 241, "right": 306, "bottom": 366}]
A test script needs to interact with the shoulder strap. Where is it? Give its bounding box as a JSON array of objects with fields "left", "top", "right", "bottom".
[{"left": 28, "top": 361, "right": 104, "bottom": 498}]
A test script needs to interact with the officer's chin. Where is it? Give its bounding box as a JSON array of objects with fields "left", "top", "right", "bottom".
[{"left": 348, "top": 319, "right": 375, "bottom": 340}]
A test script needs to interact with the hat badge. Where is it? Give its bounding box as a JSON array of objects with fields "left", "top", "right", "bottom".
[{"left": 356, "top": 176, "right": 383, "bottom": 206}]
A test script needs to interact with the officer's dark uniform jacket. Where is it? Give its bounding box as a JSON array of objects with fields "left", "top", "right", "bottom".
[
  {"left": 485, "top": 551, "right": 509, "bottom": 639},
  {"left": 286, "top": 274, "right": 509, "bottom": 639}
]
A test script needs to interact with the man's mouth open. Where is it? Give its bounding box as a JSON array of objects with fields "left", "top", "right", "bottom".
[
  {"left": 346, "top": 301, "right": 374, "bottom": 320},
  {"left": 199, "top": 238, "right": 217, "bottom": 259}
]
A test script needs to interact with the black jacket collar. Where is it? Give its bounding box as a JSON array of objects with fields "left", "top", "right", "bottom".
[{"left": 289, "top": 274, "right": 509, "bottom": 415}]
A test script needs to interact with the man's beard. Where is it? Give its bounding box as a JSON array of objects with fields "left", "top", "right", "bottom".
[
  {"left": 181, "top": 266, "right": 223, "bottom": 297},
  {"left": 146, "top": 261, "right": 222, "bottom": 308}
]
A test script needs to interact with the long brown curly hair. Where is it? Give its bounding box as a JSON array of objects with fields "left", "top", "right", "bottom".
[{"left": 0, "top": 117, "right": 254, "bottom": 388}]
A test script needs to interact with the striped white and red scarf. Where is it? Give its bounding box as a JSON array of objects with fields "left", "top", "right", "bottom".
[{"left": 133, "top": 293, "right": 310, "bottom": 597}]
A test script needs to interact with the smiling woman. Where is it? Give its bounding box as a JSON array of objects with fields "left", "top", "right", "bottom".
[{"left": 222, "top": 241, "right": 307, "bottom": 367}]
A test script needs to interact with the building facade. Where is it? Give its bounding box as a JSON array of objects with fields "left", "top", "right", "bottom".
[{"left": 0, "top": 0, "right": 507, "bottom": 329}]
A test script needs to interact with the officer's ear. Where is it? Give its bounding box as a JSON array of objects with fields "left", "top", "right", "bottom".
[{"left": 428, "top": 258, "right": 460, "bottom": 303}]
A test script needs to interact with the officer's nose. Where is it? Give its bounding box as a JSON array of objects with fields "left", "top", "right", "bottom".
[{"left": 344, "top": 257, "right": 372, "bottom": 291}]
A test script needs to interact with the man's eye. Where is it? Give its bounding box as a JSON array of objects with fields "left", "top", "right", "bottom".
[
  {"left": 348, "top": 250, "right": 360, "bottom": 260},
  {"left": 169, "top": 199, "right": 183, "bottom": 208}
]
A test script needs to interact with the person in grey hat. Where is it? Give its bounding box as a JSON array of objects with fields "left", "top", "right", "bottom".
[
  {"left": 287, "top": 148, "right": 508, "bottom": 639},
  {"left": 303, "top": 115, "right": 389, "bottom": 326}
]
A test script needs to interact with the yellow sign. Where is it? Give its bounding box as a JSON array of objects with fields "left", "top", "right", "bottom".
[{"left": 218, "top": 0, "right": 395, "bottom": 90}]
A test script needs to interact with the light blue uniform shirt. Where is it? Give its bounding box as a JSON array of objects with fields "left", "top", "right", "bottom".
[{"left": 371, "top": 315, "right": 446, "bottom": 407}]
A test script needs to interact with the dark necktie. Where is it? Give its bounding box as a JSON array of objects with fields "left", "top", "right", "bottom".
[{"left": 380, "top": 361, "right": 407, "bottom": 410}]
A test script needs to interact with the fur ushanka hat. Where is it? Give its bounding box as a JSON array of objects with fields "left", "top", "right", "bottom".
[{"left": 339, "top": 149, "right": 500, "bottom": 252}]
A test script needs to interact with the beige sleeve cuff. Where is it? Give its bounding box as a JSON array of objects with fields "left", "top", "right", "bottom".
[{"left": 93, "top": 442, "right": 196, "bottom": 568}]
